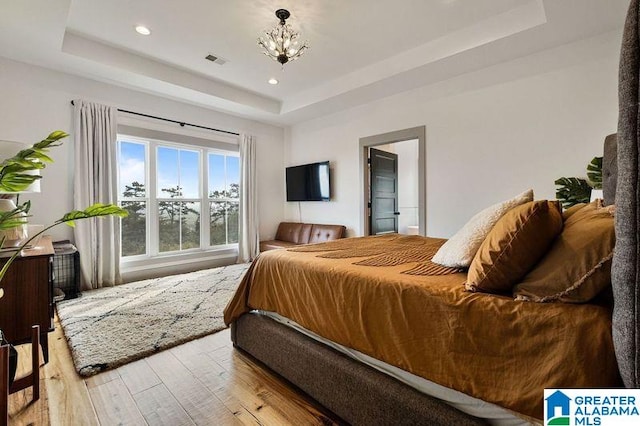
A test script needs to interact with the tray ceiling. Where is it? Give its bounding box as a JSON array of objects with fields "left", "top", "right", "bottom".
[{"left": 0, "top": 0, "right": 629, "bottom": 125}]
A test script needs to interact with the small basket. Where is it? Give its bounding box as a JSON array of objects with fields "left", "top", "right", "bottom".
[{"left": 52, "top": 240, "right": 80, "bottom": 300}]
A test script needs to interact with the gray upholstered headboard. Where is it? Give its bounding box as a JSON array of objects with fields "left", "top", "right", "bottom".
[
  {"left": 612, "top": 0, "right": 640, "bottom": 389},
  {"left": 603, "top": 134, "right": 617, "bottom": 207}
]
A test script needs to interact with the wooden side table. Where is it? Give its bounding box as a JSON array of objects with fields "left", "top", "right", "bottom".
[{"left": 0, "top": 236, "right": 54, "bottom": 363}]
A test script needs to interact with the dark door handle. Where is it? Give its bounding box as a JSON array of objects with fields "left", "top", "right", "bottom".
[{"left": 393, "top": 212, "right": 400, "bottom": 215}]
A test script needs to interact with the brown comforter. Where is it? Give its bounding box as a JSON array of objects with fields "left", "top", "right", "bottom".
[{"left": 224, "top": 234, "right": 621, "bottom": 419}]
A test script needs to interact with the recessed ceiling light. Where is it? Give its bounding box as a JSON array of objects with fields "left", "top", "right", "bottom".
[
  {"left": 268, "top": 78, "right": 279, "bottom": 85},
  {"left": 135, "top": 25, "right": 151, "bottom": 36}
]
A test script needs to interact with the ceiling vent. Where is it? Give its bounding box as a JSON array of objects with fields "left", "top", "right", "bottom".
[{"left": 205, "top": 54, "right": 227, "bottom": 65}]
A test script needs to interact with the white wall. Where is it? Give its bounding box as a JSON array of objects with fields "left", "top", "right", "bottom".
[
  {"left": 285, "top": 31, "right": 621, "bottom": 238},
  {"left": 0, "top": 57, "right": 285, "bottom": 247}
]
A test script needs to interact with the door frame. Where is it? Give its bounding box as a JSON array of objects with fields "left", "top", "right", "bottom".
[{"left": 359, "top": 126, "right": 426, "bottom": 236}]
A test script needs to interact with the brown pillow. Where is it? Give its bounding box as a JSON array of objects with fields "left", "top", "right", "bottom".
[
  {"left": 513, "top": 201, "right": 615, "bottom": 303},
  {"left": 465, "top": 200, "right": 563, "bottom": 294},
  {"left": 562, "top": 203, "right": 587, "bottom": 221}
]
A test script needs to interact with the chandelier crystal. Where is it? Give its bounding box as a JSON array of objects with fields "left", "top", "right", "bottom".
[{"left": 257, "top": 9, "right": 309, "bottom": 65}]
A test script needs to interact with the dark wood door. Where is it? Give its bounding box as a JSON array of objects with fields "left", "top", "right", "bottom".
[{"left": 370, "top": 148, "right": 399, "bottom": 235}]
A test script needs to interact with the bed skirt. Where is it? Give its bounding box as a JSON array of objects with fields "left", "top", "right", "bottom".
[{"left": 231, "top": 313, "right": 486, "bottom": 426}]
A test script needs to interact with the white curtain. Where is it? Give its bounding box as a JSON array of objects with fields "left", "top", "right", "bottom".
[
  {"left": 73, "top": 100, "right": 121, "bottom": 289},
  {"left": 238, "top": 134, "right": 260, "bottom": 263}
]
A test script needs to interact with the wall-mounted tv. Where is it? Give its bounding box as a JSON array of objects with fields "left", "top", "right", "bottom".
[{"left": 286, "top": 161, "right": 331, "bottom": 201}]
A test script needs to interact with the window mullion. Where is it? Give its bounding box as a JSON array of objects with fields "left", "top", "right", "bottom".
[
  {"left": 224, "top": 155, "right": 229, "bottom": 245},
  {"left": 202, "top": 149, "right": 210, "bottom": 249},
  {"left": 177, "top": 149, "right": 182, "bottom": 251},
  {"left": 149, "top": 142, "right": 159, "bottom": 257},
  {"left": 144, "top": 140, "right": 151, "bottom": 258}
]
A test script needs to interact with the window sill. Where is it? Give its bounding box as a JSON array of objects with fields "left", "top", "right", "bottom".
[{"left": 121, "top": 246, "right": 238, "bottom": 274}]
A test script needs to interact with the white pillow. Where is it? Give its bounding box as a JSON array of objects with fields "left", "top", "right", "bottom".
[{"left": 431, "top": 189, "right": 534, "bottom": 268}]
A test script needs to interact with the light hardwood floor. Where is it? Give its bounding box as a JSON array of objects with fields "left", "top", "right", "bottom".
[
  {"left": 9, "top": 317, "right": 340, "bottom": 425},
  {"left": 8, "top": 341, "right": 49, "bottom": 425}
]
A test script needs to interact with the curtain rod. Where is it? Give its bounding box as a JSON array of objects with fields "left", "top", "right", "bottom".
[{"left": 70, "top": 100, "right": 240, "bottom": 136}]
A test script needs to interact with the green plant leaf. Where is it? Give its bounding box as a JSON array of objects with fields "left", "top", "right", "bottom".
[
  {"left": 0, "top": 132, "right": 127, "bottom": 293},
  {"left": 0, "top": 200, "right": 31, "bottom": 230},
  {"left": 0, "top": 174, "right": 42, "bottom": 192},
  {"left": 0, "top": 202, "right": 127, "bottom": 285},
  {"left": 555, "top": 177, "right": 591, "bottom": 208},
  {"left": 0, "top": 130, "right": 68, "bottom": 193},
  {"left": 587, "top": 156, "right": 603, "bottom": 189},
  {"left": 60, "top": 203, "right": 128, "bottom": 226}
]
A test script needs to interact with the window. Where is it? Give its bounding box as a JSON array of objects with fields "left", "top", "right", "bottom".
[
  {"left": 119, "top": 141, "right": 147, "bottom": 257},
  {"left": 117, "top": 135, "right": 239, "bottom": 259},
  {"left": 156, "top": 146, "right": 201, "bottom": 252},
  {"left": 209, "top": 154, "right": 239, "bottom": 246}
]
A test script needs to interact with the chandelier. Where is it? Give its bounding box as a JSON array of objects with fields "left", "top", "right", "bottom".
[{"left": 257, "top": 9, "right": 309, "bottom": 65}]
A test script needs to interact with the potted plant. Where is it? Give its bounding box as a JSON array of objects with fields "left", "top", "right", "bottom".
[
  {"left": 555, "top": 156, "right": 603, "bottom": 208},
  {"left": 586, "top": 156, "right": 603, "bottom": 200},
  {"left": 0, "top": 130, "right": 127, "bottom": 385}
]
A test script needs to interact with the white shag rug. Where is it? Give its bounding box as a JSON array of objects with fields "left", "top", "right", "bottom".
[{"left": 57, "top": 263, "right": 250, "bottom": 377}]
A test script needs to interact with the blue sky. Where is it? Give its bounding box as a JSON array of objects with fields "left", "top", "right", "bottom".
[
  {"left": 157, "top": 146, "right": 199, "bottom": 198},
  {"left": 119, "top": 140, "right": 239, "bottom": 199},
  {"left": 209, "top": 154, "right": 239, "bottom": 195},
  {"left": 119, "top": 141, "right": 146, "bottom": 196}
]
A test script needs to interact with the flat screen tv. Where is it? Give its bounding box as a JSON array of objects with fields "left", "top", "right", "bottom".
[{"left": 286, "top": 161, "right": 331, "bottom": 201}]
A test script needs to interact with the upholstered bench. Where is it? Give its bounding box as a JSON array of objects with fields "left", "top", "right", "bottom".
[{"left": 260, "top": 222, "right": 346, "bottom": 252}]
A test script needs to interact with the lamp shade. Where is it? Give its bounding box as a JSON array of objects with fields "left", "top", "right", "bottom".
[{"left": 0, "top": 140, "right": 41, "bottom": 193}]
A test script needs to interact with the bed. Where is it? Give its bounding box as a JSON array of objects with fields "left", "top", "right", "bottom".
[
  {"left": 226, "top": 231, "right": 620, "bottom": 422},
  {"left": 224, "top": 2, "right": 640, "bottom": 424}
]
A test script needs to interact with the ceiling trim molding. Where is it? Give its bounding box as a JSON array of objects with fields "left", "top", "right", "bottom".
[
  {"left": 282, "top": 0, "right": 547, "bottom": 114},
  {"left": 61, "top": 31, "right": 282, "bottom": 115}
]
